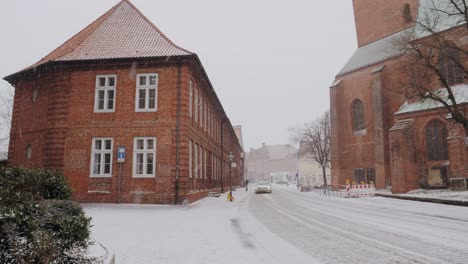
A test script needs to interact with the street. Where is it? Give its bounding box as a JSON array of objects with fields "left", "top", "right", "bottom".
[
  {"left": 85, "top": 186, "right": 468, "bottom": 264},
  {"left": 250, "top": 186, "right": 468, "bottom": 264}
]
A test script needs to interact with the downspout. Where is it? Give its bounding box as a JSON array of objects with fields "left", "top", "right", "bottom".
[
  {"left": 175, "top": 63, "right": 182, "bottom": 205},
  {"left": 220, "top": 117, "right": 228, "bottom": 193}
]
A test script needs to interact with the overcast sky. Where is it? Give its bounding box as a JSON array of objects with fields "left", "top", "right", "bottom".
[{"left": 0, "top": 0, "right": 357, "bottom": 151}]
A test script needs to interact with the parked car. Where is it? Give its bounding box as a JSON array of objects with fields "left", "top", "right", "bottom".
[{"left": 255, "top": 181, "right": 272, "bottom": 194}]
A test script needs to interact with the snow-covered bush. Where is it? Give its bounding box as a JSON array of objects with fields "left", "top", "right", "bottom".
[{"left": 0, "top": 167, "right": 92, "bottom": 263}]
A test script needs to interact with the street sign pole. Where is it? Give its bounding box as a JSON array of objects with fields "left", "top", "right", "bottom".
[
  {"left": 117, "top": 147, "right": 126, "bottom": 204},
  {"left": 118, "top": 163, "right": 122, "bottom": 204}
]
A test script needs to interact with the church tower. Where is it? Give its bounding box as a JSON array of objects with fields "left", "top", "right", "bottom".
[{"left": 352, "top": 0, "right": 419, "bottom": 47}]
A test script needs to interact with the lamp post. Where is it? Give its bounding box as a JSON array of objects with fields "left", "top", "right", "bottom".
[{"left": 228, "top": 152, "right": 234, "bottom": 201}]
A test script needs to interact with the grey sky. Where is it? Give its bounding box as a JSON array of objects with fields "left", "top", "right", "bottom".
[{"left": 0, "top": 0, "right": 357, "bottom": 151}]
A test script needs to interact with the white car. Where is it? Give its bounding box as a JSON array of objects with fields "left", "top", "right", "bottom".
[{"left": 255, "top": 181, "right": 272, "bottom": 194}]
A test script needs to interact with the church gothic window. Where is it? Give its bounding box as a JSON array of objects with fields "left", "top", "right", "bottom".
[
  {"left": 425, "top": 120, "right": 448, "bottom": 161},
  {"left": 352, "top": 99, "right": 366, "bottom": 131},
  {"left": 438, "top": 45, "right": 464, "bottom": 87}
]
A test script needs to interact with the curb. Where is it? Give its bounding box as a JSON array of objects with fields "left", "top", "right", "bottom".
[{"left": 375, "top": 193, "right": 468, "bottom": 207}]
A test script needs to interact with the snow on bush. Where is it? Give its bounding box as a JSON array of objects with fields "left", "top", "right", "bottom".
[{"left": 0, "top": 167, "right": 92, "bottom": 263}]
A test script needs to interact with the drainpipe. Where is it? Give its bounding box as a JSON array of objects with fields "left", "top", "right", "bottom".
[
  {"left": 175, "top": 63, "right": 181, "bottom": 205},
  {"left": 220, "top": 117, "right": 228, "bottom": 193}
]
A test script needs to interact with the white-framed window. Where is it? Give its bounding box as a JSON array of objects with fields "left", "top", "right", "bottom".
[
  {"left": 195, "top": 144, "right": 198, "bottom": 178},
  {"left": 189, "top": 140, "right": 193, "bottom": 178},
  {"left": 95, "top": 75, "right": 116, "bottom": 112},
  {"left": 205, "top": 102, "right": 208, "bottom": 132},
  {"left": 133, "top": 137, "right": 156, "bottom": 177},
  {"left": 194, "top": 88, "right": 198, "bottom": 123},
  {"left": 200, "top": 96, "right": 203, "bottom": 128},
  {"left": 135, "top": 73, "right": 158, "bottom": 112},
  {"left": 204, "top": 149, "right": 207, "bottom": 179},
  {"left": 189, "top": 80, "right": 193, "bottom": 118},
  {"left": 199, "top": 146, "right": 203, "bottom": 180},
  {"left": 90, "top": 138, "right": 113, "bottom": 177}
]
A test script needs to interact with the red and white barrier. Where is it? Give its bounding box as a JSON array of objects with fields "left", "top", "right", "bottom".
[{"left": 346, "top": 184, "right": 375, "bottom": 197}]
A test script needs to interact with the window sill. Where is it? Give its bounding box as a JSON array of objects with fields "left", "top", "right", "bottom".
[
  {"left": 90, "top": 175, "right": 112, "bottom": 178},
  {"left": 94, "top": 110, "right": 115, "bottom": 113},
  {"left": 353, "top": 129, "right": 367, "bottom": 136},
  {"left": 133, "top": 175, "right": 156, "bottom": 178},
  {"left": 135, "top": 109, "right": 158, "bottom": 113}
]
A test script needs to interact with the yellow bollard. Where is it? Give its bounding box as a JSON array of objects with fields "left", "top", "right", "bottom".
[{"left": 227, "top": 192, "right": 235, "bottom": 202}]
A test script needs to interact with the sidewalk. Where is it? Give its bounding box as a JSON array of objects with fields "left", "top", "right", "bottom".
[{"left": 375, "top": 189, "right": 468, "bottom": 207}]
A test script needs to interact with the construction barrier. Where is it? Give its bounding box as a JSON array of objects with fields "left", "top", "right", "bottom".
[{"left": 345, "top": 184, "right": 375, "bottom": 198}]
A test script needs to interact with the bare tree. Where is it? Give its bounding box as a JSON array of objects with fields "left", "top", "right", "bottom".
[
  {"left": 291, "top": 111, "right": 331, "bottom": 189},
  {"left": 397, "top": 0, "right": 468, "bottom": 137},
  {"left": 0, "top": 84, "right": 14, "bottom": 148}
]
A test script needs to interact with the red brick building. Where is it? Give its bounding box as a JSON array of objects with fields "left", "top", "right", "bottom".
[
  {"left": 330, "top": 0, "right": 467, "bottom": 193},
  {"left": 4, "top": 0, "right": 243, "bottom": 204}
]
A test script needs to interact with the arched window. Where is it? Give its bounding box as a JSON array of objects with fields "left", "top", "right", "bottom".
[
  {"left": 438, "top": 45, "right": 464, "bottom": 86},
  {"left": 425, "top": 120, "right": 448, "bottom": 160},
  {"left": 352, "top": 99, "right": 366, "bottom": 131}
]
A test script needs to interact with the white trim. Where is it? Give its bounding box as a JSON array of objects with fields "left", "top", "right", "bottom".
[
  {"left": 195, "top": 143, "right": 198, "bottom": 178},
  {"left": 189, "top": 80, "right": 193, "bottom": 118},
  {"left": 135, "top": 73, "right": 158, "bottom": 112},
  {"left": 133, "top": 137, "right": 157, "bottom": 178},
  {"left": 189, "top": 140, "right": 193, "bottom": 178},
  {"left": 200, "top": 96, "right": 203, "bottom": 128},
  {"left": 194, "top": 88, "right": 198, "bottom": 123},
  {"left": 90, "top": 138, "right": 114, "bottom": 177},
  {"left": 94, "top": 75, "right": 117, "bottom": 113},
  {"left": 204, "top": 149, "right": 207, "bottom": 179}
]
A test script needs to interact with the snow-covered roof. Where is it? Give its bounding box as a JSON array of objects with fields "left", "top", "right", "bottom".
[
  {"left": 337, "top": 0, "right": 466, "bottom": 77},
  {"left": 233, "top": 126, "right": 244, "bottom": 151},
  {"left": 337, "top": 27, "right": 413, "bottom": 76},
  {"left": 395, "top": 84, "right": 468, "bottom": 114},
  {"left": 8, "top": 0, "right": 192, "bottom": 78},
  {"left": 415, "top": 0, "right": 467, "bottom": 38}
]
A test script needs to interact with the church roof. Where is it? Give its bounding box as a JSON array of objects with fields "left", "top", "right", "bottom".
[
  {"left": 337, "top": 27, "right": 413, "bottom": 76},
  {"left": 395, "top": 84, "right": 468, "bottom": 114},
  {"left": 7, "top": 0, "right": 192, "bottom": 78},
  {"left": 337, "top": 0, "right": 466, "bottom": 77}
]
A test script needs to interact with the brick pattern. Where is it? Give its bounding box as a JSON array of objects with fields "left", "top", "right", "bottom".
[
  {"left": 7, "top": 58, "right": 243, "bottom": 204},
  {"left": 353, "top": 0, "right": 419, "bottom": 47}
]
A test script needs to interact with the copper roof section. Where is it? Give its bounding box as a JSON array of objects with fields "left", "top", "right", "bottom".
[{"left": 14, "top": 0, "right": 192, "bottom": 75}]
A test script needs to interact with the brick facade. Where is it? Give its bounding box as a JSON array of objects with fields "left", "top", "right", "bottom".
[
  {"left": 331, "top": 0, "right": 467, "bottom": 193},
  {"left": 353, "top": 0, "right": 419, "bottom": 47},
  {"left": 4, "top": 0, "right": 243, "bottom": 204}
]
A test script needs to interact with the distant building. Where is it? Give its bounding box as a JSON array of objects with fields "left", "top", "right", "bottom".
[
  {"left": 246, "top": 143, "right": 297, "bottom": 182},
  {"left": 3, "top": 0, "right": 243, "bottom": 204},
  {"left": 297, "top": 142, "right": 330, "bottom": 188},
  {"left": 330, "top": 0, "right": 467, "bottom": 193}
]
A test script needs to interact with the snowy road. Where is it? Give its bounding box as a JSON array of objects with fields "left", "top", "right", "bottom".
[
  {"left": 85, "top": 186, "right": 468, "bottom": 264},
  {"left": 250, "top": 186, "right": 468, "bottom": 264}
]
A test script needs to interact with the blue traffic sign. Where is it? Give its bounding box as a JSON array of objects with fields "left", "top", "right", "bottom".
[{"left": 117, "top": 147, "right": 126, "bottom": 163}]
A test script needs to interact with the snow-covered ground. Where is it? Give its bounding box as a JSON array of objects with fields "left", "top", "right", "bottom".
[
  {"left": 85, "top": 185, "right": 468, "bottom": 264},
  {"left": 84, "top": 189, "right": 318, "bottom": 264},
  {"left": 399, "top": 189, "right": 468, "bottom": 201},
  {"left": 251, "top": 185, "right": 468, "bottom": 264}
]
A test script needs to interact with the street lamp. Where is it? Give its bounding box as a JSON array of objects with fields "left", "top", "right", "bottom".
[{"left": 228, "top": 152, "right": 234, "bottom": 201}]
